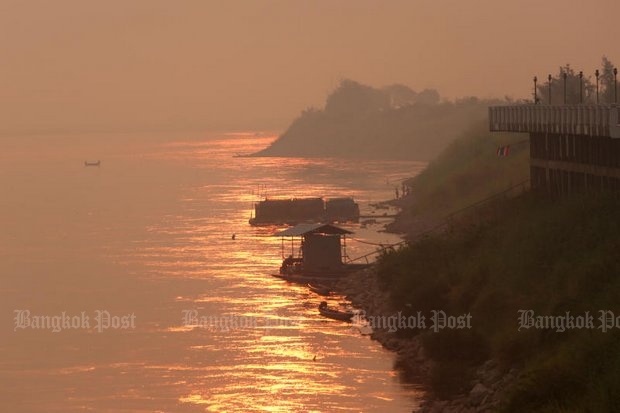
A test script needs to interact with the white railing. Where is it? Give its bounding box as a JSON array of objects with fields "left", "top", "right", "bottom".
[{"left": 489, "top": 105, "right": 620, "bottom": 138}]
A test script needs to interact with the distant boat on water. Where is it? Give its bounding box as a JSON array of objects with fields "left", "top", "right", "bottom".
[{"left": 84, "top": 161, "right": 101, "bottom": 167}]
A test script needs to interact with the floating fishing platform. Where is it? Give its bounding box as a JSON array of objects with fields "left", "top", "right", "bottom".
[
  {"left": 270, "top": 223, "right": 370, "bottom": 283},
  {"left": 249, "top": 197, "right": 360, "bottom": 226}
]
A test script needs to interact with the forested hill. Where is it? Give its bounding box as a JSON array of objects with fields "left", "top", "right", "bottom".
[{"left": 252, "top": 79, "right": 506, "bottom": 160}]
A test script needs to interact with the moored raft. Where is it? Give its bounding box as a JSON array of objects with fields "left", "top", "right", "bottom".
[{"left": 249, "top": 197, "right": 359, "bottom": 226}]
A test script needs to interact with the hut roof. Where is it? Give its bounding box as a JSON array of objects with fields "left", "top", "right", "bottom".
[{"left": 273, "top": 223, "right": 353, "bottom": 237}]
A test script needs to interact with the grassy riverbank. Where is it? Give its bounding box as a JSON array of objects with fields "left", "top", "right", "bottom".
[
  {"left": 374, "top": 122, "right": 620, "bottom": 411},
  {"left": 379, "top": 193, "right": 620, "bottom": 411},
  {"left": 388, "top": 120, "right": 529, "bottom": 234}
]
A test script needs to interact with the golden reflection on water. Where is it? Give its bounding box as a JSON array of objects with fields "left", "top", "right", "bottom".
[
  {"left": 123, "top": 134, "right": 427, "bottom": 411},
  {"left": 1, "top": 131, "right": 426, "bottom": 412}
]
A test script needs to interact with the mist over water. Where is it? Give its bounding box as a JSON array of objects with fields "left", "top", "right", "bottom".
[{"left": 0, "top": 131, "right": 426, "bottom": 412}]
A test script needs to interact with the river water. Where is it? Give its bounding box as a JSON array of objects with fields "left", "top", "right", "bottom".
[{"left": 0, "top": 131, "right": 427, "bottom": 412}]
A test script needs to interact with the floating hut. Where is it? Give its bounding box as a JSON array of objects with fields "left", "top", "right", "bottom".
[{"left": 272, "top": 223, "right": 372, "bottom": 281}]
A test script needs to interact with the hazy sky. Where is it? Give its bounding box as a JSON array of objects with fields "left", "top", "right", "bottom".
[{"left": 1, "top": 0, "right": 619, "bottom": 133}]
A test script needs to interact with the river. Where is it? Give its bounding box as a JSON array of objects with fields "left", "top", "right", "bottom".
[{"left": 0, "top": 130, "right": 427, "bottom": 412}]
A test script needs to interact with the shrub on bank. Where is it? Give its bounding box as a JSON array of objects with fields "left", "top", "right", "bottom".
[{"left": 377, "top": 194, "right": 620, "bottom": 410}]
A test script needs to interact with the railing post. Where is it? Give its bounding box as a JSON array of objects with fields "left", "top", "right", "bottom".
[{"left": 610, "top": 106, "right": 620, "bottom": 138}]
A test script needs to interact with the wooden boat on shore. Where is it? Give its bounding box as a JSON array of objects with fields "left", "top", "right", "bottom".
[
  {"left": 271, "top": 264, "right": 370, "bottom": 283},
  {"left": 271, "top": 272, "right": 342, "bottom": 283},
  {"left": 318, "top": 301, "right": 354, "bottom": 322},
  {"left": 308, "top": 283, "right": 331, "bottom": 296}
]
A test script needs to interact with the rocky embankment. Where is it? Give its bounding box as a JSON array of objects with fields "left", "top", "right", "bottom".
[{"left": 335, "top": 268, "right": 519, "bottom": 413}]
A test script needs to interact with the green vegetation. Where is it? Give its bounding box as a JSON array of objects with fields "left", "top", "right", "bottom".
[
  {"left": 403, "top": 122, "right": 528, "bottom": 216},
  {"left": 260, "top": 57, "right": 620, "bottom": 409},
  {"left": 378, "top": 154, "right": 620, "bottom": 409},
  {"left": 253, "top": 79, "right": 506, "bottom": 160},
  {"left": 375, "top": 66, "right": 620, "bottom": 406},
  {"left": 537, "top": 56, "right": 617, "bottom": 105},
  {"left": 378, "top": 193, "right": 620, "bottom": 410}
]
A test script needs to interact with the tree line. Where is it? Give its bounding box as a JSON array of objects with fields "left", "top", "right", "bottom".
[{"left": 534, "top": 56, "right": 617, "bottom": 105}]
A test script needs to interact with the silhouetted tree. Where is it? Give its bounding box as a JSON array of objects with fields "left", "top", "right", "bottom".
[
  {"left": 324, "top": 79, "right": 389, "bottom": 116},
  {"left": 255, "top": 79, "right": 496, "bottom": 160},
  {"left": 599, "top": 56, "right": 617, "bottom": 104},
  {"left": 415, "top": 88, "right": 441, "bottom": 105},
  {"left": 537, "top": 64, "right": 595, "bottom": 105},
  {"left": 382, "top": 84, "right": 418, "bottom": 108}
]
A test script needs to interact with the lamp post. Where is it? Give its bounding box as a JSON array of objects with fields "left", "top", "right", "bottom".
[
  {"left": 595, "top": 69, "right": 600, "bottom": 104},
  {"left": 548, "top": 74, "right": 552, "bottom": 104},
  {"left": 533, "top": 76, "right": 538, "bottom": 104},
  {"left": 563, "top": 72, "right": 567, "bottom": 104},
  {"left": 614, "top": 67, "right": 618, "bottom": 104},
  {"left": 579, "top": 71, "right": 583, "bottom": 104}
]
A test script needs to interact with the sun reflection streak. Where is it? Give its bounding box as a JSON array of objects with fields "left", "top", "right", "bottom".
[{"left": 112, "top": 133, "right": 425, "bottom": 412}]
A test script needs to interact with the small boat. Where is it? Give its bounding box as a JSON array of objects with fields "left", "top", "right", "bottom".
[
  {"left": 84, "top": 160, "right": 101, "bottom": 167},
  {"left": 271, "top": 273, "right": 339, "bottom": 283},
  {"left": 308, "top": 283, "right": 331, "bottom": 296},
  {"left": 318, "top": 301, "right": 354, "bottom": 322}
]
